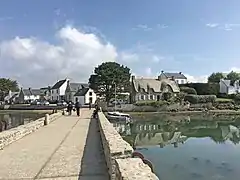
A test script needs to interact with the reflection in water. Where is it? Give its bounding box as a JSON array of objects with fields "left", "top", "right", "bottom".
[
  {"left": 111, "top": 114, "right": 240, "bottom": 180},
  {"left": 0, "top": 112, "right": 46, "bottom": 132}
]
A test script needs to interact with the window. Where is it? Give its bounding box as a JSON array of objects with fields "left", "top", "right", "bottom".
[
  {"left": 89, "top": 92, "right": 92, "bottom": 96},
  {"left": 149, "top": 95, "right": 154, "bottom": 100},
  {"left": 175, "top": 80, "right": 179, "bottom": 84},
  {"left": 140, "top": 95, "right": 145, "bottom": 100},
  {"left": 56, "top": 89, "right": 59, "bottom": 94},
  {"left": 57, "top": 96, "right": 58, "bottom": 100},
  {"left": 181, "top": 80, "right": 184, "bottom": 84},
  {"left": 52, "top": 90, "right": 54, "bottom": 94}
]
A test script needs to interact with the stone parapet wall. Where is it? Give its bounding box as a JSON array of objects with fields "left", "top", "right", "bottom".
[
  {"left": 0, "top": 112, "right": 62, "bottom": 150},
  {"left": 97, "top": 112, "right": 159, "bottom": 180},
  {"left": 115, "top": 158, "right": 159, "bottom": 180}
]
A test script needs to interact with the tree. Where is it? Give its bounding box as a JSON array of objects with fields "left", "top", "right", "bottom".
[
  {"left": 226, "top": 71, "right": 240, "bottom": 85},
  {"left": 0, "top": 78, "right": 19, "bottom": 101},
  {"left": 89, "top": 62, "right": 131, "bottom": 103},
  {"left": 208, "top": 72, "right": 224, "bottom": 83}
]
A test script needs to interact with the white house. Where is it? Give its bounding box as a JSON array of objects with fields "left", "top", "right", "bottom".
[
  {"left": 51, "top": 79, "right": 69, "bottom": 101},
  {"left": 4, "top": 90, "right": 19, "bottom": 104},
  {"left": 18, "top": 88, "right": 41, "bottom": 103},
  {"left": 65, "top": 82, "right": 88, "bottom": 102},
  {"left": 73, "top": 87, "right": 97, "bottom": 105},
  {"left": 219, "top": 79, "right": 240, "bottom": 94},
  {"left": 159, "top": 71, "right": 187, "bottom": 84}
]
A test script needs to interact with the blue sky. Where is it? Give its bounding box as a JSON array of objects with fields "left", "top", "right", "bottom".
[{"left": 0, "top": 0, "right": 240, "bottom": 87}]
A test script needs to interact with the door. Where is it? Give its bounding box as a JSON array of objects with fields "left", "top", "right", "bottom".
[
  {"left": 157, "top": 95, "right": 160, "bottom": 101},
  {"left": 89, "top": 97, "right": 93, "bottom": 104}
]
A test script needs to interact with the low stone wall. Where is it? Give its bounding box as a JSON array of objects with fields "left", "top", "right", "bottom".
[
  {"left": 97, "top": 112, "right": 159, "bottom": 180},
  {"left": 0, "top": 112, "right": 62, "bottom": 150}
]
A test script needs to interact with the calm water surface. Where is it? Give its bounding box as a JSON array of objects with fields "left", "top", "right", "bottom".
[
  {"left": 0, "top": 111, "right": 47, "bottom": 132},
  {"left": 112, "top": 114, "right": 240, "bottom": 180}
]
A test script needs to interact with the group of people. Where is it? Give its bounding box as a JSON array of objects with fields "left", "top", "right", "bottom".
[
  {"left": 66, "top": 98, "right": 100, "bottom": 118},
  {"left": 66, "top": 98, "right": 81, "bottom": 116}
]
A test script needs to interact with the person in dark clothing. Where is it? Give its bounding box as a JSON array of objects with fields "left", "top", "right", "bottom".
[
  {"left": 67, "top": 102, "right": 73, "bottom": 115},
  {"left": 75, "top": 99, "right": 81, "bottom": 117},
  {"left": 93, "top": 104, "right": 100, "bottom": 118}
]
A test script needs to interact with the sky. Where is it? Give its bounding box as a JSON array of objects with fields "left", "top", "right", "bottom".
[{"left": 1, "top": 0, "right": 240, "bottom": 87}]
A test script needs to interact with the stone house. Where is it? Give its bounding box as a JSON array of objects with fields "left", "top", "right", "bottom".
[
  {"left": 219, "top": 79, "right": 240, "bottom": 94},
  {"left": 65, "top": 82, "right": 88, "bottom": 102},
  {"left": 40, "top": 86, "right": 51, "bottom": 101},
  {"left": 18, "top": 88, "right": 41, "bottom": 103},
  {"left": 130, "top": 75, "right": 180, "bottom": 103},
  {"left": 159, "top": 71, "right": 187, "bottom": 84},
  {"left": 73, "top": 87, "right": 97, "bottom": 105},
  {"left": 51, "top": 79, "right": 69, "bottom": 101}
]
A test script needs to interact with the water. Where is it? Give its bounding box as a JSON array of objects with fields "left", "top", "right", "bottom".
[
  {"left": 0, "top": 111, "right": 47, "bottom": 132},
  {"left": 112, "top": 114, "right": 240, "bottom": 180}
]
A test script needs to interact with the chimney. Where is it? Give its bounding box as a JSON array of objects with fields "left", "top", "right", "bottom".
[
  {"left": 161, "top": 70, "right": 164, "bottom": 74},
  {"left": 29, "top": 87, "right": 31, "bottom": 91},
  {"left": 179, "top": 72, "right": 182, "bottom": 74}
]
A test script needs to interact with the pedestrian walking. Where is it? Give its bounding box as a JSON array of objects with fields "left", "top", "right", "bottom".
[
  {"left": 75, "top": 98, "right": 81, "bottom": 117},
  {"left": 93, "top": 104, "right": 100, "bottom": 118},
  {"left": 67, "top": 101, "right": 73, "bottom": 115}
]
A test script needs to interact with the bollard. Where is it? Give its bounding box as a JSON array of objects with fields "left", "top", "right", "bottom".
[{"left": 44, "top": 114, "right": 50, "bottom": 125}]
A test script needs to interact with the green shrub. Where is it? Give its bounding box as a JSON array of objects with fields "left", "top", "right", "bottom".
[
  {"left": 135, "top": 100, "right": 169, "bottom": 107},
  {"left": 180, "top": 83, "right": 219, "bottom": 95},
  {"left": 184, "top": 95, "right": 217, "bottom": 104},
  {"left": 234, "top": 94, "right": 240, "bottom": 103},
  {"left": 162, "top": 92, "right": 172, "bottom": 101},
  {"left": 180, "top": 87, "right": 197, "bottom": 94}
]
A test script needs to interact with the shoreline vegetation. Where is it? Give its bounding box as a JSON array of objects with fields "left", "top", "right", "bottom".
[{"left": 128, "top": 110, "right": 240, "bottom": 115}]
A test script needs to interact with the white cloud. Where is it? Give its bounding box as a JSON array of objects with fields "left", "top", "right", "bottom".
[
  {"left": 120, "top": 52, "right": 139, "bottom": 63},
  {"left": 185, "top": 74, "right": 208, "bottom": 83},
  {"left": 157, "top": 24, "right": 168, "bottom": 29},
  {"left": 0, "top": 16, "right": 13, "bottom": 22},
  {"left": 0, "top": 25, "right": 117, "bottom": 87},
  {"left": 206, "top": 23, "right": 219, "bottom": 28},
  {"left": 132, "top": 24, "right": 152, "bottom": 31},
  {"left": 145, "top": 67, "right": 152, "bottom": 76},
  {"left": 206, "top": 23, "right": 240, "bottom": 31}
]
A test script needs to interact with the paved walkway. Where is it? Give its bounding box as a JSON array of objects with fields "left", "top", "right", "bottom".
[{"left": 0, "top": 109, "right": 109, "bottom": 180}]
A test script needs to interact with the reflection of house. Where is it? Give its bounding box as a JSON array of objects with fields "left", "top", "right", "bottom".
[
  {"left": 131, "top": 75, "right": 180, "bottom": 103},
  {"left": 135, "top": 132, "right": 187, "bottom": 147},
  {"left": 159, "top": 71, "right": 187, "bottom": 84},
  {"left": 219, "top": 79, "right": 240, "bottom": 94},
  {"left": 51, "top": 79, "right": 69, "bottom": 101},
  {"left": 18, "top": 88, "right": 41, "bottom": 103},
  {"left": 73, "top": 87, "right": 96, "bottom": 104},
  {"left": 220, "top": 125, "right": 240, "bottom": 140},
  {"left": 65, "top": 82, "right": 88, "bottom": 102}
]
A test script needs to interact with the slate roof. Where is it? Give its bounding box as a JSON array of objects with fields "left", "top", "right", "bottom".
[
  {"left": 22, "top": 89, "right": 41, "bottom": 96},
  {"left": 52, "top": 79, "right": 67, "bottom": 89},
  {"left": 132, "top": 78, "right": 180, "bottom": 93},
  {"left": 163, "top": 72, "right": 187, "bottom": 79},
  {"left": 69, "top": 83, "right": 89, "bottom": 92},
  {"left": 74, "top": 88, "right": 89, "bottom": 96},
  {"left": 31, "top": 89, "right": 41, "bottom": 96}
]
